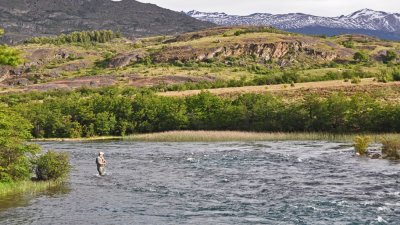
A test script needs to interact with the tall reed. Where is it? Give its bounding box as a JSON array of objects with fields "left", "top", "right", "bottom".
[
  {"left": 125, "top": 131, "right": 387, "bottom": 142},
  {"left": 0, "top": 180, "right": 61, "bottom": 197},
  {"left": 353, "top": 136, "right": 371, "bottom": 155},
  {"left": 380, "top": 138, "right": 400, "bottom": 159}
]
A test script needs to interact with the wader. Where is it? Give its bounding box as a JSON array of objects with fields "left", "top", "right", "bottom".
[
  {"left": 97, "top": 166, "right": 105, "bottom": 176},
  {"left": 96, "top": 156, "right": 106, "bottom": 176}
]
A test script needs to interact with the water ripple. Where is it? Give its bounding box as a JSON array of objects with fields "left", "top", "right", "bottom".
[{"left": 1, "top": 141, "right": 400, "bottom": 224}]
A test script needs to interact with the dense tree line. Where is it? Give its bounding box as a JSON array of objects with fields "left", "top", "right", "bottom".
[
  {"left": 2, "top": 87, "right": 400, "bottom": 138},
  {"left": 26, "top": 30, "right": 120, "bottom": 45}
]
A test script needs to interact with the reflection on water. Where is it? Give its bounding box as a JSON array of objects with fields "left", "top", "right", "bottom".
[
  {"left": 0, "top": 194, "right": 31, "bottom": 211},
  {"left": 0, "top": 141, "right": 399, "bottom": 224},
  {"left": 0, "top": 183, "right": 70, "bottom": 211},
  {"left": 45, "top": 183, "right": 71, "bottom": 197}
]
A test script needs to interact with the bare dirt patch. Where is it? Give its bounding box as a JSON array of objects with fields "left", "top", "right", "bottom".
[
  {"left": 0, "top": 74, "right": 217, "bottom": 93},
  {"left": 128, "top": 75, "right": 216, "bottom": 87},
  {"left": 24, "top": 75, "right": 118, "bottom": 92}
]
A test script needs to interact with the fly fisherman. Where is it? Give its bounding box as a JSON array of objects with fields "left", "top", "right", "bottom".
[{"left": 96, "top": 152, "right": 107, "bottom": 176}]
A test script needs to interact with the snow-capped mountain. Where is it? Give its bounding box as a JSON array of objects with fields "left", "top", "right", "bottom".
[{"left": 186, "top": 9, "right": 400, "bottom": 40}]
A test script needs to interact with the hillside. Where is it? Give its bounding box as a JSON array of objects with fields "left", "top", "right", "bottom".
[
  {"left": 186, "top": 9, "right": 400, "bottom": 40},
  {"left": 0, "top": 0, "right": 214, "bottom": 44},
  {"left": 0, "top": 26, "right": 399, "bottom": 94},
  {"left": 1, "top": 26, "right": 400, "bottom": 139}
]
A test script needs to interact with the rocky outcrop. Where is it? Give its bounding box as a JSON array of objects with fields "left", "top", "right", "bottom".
[
  {"left": 6, "top": 78, "right": 31, "bottom": 86},
  {"left": 0, "top": 65, "right": 25, "bottom": 83},
  {"left": 153, "top": 41, "right": 339, "bottom": 63},
  {"left": 0, "top": 47, "right": 89, "bottom": 86},
  {"left": 107, "top": 52, "right": 148, "bottom": 68},
  {"left": 0, "top": 66, "right": 12, "bottom": 83},
  {"left": 24, "top": 48, "right": 74, "bottom": 67}
]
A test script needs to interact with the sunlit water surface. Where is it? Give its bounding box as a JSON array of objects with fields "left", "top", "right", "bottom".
[{"left": 0, "top": 141, "right": 399, "bottom": 224}]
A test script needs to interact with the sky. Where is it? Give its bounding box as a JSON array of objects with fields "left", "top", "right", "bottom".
[{"left": 130, "top": 0, "right": 400, "bottom": 17}]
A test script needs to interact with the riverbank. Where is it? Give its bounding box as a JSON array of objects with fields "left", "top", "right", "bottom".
[
  {"left": 0, "top": 180, "right": 62, "bottom": 197},
  {"left": 125, "top": 131, "right": 400, "bottom": 142},
  {"left": 32, "top": 136, "right": 122, "bottom": 142},
  {"left": 30, "top": 131, "right": 400, "bottom": 143}
]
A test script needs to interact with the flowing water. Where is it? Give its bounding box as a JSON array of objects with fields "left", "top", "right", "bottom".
[{"left": 1, "top": 141, "right": 400, "bottom": 224}]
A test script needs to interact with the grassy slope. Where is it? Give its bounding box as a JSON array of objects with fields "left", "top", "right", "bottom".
[
  {"left": 159, "top": 78, "right": 400, "bottom": 104},
  {"left": 2, "top": 26, "right": 397, "bottom": 94}
]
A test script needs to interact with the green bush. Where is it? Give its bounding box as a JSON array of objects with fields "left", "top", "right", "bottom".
[
  {"left": 0, "top": 108, "right": 40, "bottom": 182},
  {"left": 0, "top": 45, "right": 23, "bottom": 66},
  {"left": 353, "top": 51, "right": 369, "bottom": 62},
  {"left": 376, "top": 70, "right": 389, "bottom": 83},
  {"left": 353, "top": 136, "right": 371, "bottom": 155},
  {"left": 35, "top": 151, "right": 70, "bottom": 181},
  {"left": 384, "top": 50, "right": 397, "bottom": 63},
  {"left": 351, "top": 76, "right": 361, "bottom": 84},
  {"left": 380, "top": 138, "right": 400, "bottom": 159},
  {"left": 234, "top": 30, "right": 243, "bottom": 36},
  {"left": 342, "top": 40, "right": 354, "bottom": 48},
  {"left": 0, "top": 29, "right": 22, "bottom": 66},
  {"left": 391, "top": 69, "right": 400, "bottom": 81}
]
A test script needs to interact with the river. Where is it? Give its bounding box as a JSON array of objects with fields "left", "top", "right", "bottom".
[{"left": 0, "top": 141, "right": 399, "bottom": 224}]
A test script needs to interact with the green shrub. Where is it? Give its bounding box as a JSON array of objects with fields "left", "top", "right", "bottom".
[
  {"left": 384, "top": 50, "right": 397, "bottom": 63},
  {"left": 133, "top": 41, "right": 142, "bottom": 49},
  {"left": 0, "top": 108, "right": 40, "bottom": 182},
  {"left": 325, "top": 71, "right": 342, "bottom": 80},
  {"left": 351, "top": 76, "right": 361, "bottom": 84},
  {"left": 380, "top": 138, "right": 400, "bottom": 159},
  {"left": 0, "top": 45, "right": 23, "bottom": 66},
  {"left": 234, "top": 30, "right": 243, "bottom": 36},
  {"left": 353, "top": 51, "right": 369, "bottom": 62},
  {"left": 353, "top": 136, "right": 371, "bottom": 155},
  {"left": 35, "top": 151, "right": 71, "bottom": 181},
  {"left": 342, "top": 40, "right": 354, "bottom": 48},
  {"left": 0, "top": 29, "right": 22, "bottom": 66},
  {"left": 376, "top": 70, "right": 389, "bottom": 83},
  {"left": 391, "top": 69, "right": 400, "bottom": 81}
]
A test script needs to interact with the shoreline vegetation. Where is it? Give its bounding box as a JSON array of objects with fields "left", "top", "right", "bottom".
[
  {"left": 0, "top": 180, "right": 62, "bottom": 197},
  {"left": 31, "top": 131, "right": 400, "bottom": 143},
  {"left": 33, "top": 136, "right": 123, "bottom": 142},
  {"left": 7, "top": 90, "right": 400, "bottom": 139},
  {"left": 0, "top": 109, "right": 71, "bottom": 199},
  {"left": 125, "top": 131, "right": 400, "bottom": 142}
]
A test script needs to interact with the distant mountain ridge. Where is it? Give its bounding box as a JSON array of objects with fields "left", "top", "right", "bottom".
[
  {"left": 0, "top": 0, "right": 215, "bottom": 43},
  {"left": 186, "top": 9, "right": 400, "bottom": 40}
]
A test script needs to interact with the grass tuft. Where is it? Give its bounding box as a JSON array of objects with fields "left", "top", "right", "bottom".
[
  {"left": 0, "top": 180, "right": 62, "bottom": 197},
  {"left": 380, "top": 138, "right": 400, "bottom": 159},
  {"left": 353, "top": 135, "right": 371, "bottom": 155}
]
